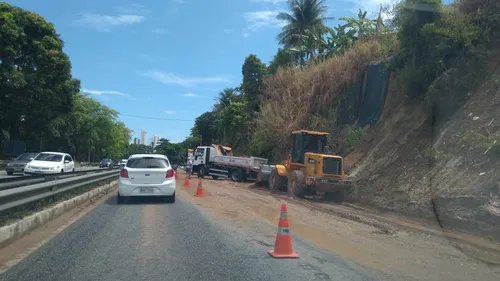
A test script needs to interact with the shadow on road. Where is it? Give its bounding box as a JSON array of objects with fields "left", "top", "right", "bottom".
[{"left": 104, "top": 194, "right": 173, "bottom": 206}]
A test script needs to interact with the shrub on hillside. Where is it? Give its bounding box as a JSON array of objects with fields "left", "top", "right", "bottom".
[{"left": 251, "top": 40, "right": 385, "bottom": 161}]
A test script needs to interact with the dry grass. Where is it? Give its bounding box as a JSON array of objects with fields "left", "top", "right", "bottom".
[{"left": 253, "top": 40, "right": 385, "bottom": 161}]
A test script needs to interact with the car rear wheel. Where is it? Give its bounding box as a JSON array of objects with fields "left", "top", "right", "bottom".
[
  {"left": 164, "top": 193, "right": 175, "bottom": 203},
  {"left": 117, "top": 193, "right": 124, "bottom": 204}
]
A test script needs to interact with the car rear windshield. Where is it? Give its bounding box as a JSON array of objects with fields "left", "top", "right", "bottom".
[
  {"left": 126, "top": 157, "right": 170, "bottom": 169},
  {"left": 17, "top": 153, "right": 37, "bottom": 160}
]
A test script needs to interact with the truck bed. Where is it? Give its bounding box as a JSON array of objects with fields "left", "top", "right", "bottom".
[{"left": 213, "top": 155, "right": 268, "bottom": 171}]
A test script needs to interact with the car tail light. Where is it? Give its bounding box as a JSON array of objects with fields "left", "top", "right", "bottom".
[
  {"left": 120, "top": 169, "right": 129, "bottom": 178},
  {"left": 166, "top": 169, "right": 174, "bottom": 178}
]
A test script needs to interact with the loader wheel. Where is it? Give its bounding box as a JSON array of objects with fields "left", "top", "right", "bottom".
[
  {"left": 268, "top": 169, "right": 285, "bottom": 191},
  {"left": 288, "top": 170, "right": 307, "bottom": 198}
]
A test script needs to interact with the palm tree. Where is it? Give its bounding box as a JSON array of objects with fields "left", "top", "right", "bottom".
[
  {"left": 213, "top": 88, "right": 240, "bottom": 112},
  {"left": 276, "top": 0, "right": 333, "bottom": 63}
]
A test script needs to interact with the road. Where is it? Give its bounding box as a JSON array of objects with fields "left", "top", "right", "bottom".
[
  {"left": 0, "top": 194, "right": 384, "bottom": 281},
  {"left": 1, "top": 174, "right": 498, "bottom": 281},
  {"left": 0, "top": 167, "right": 100, "bottom": 179}
]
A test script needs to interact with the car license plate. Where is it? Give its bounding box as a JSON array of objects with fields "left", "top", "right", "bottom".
[
  {"left": 35, "top": 170, "right": 43, "bottom": 174},
  {"left": 139, "top": 187, "right": 154, "bottom": 193}
]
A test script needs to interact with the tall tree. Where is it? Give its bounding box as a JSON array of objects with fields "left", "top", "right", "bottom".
[
  {"left": 268, "top": 48, "right": 296, "bottom": 74},
  {"left": 0, "top": 3, "right": 80, "bottom": 145},
  {"left": 276, "top": 0, "right": 333, "bottom": 62},
  {"left": 192, "top": 111, "right": 218, "bottom": 145},
  {"left": 241, "top": 54, "right": 267, "bottom": 113}
]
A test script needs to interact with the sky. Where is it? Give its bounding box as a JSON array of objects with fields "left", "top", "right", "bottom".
[{"left": 8, "top": 0, "right": 393, "bottom": 143}]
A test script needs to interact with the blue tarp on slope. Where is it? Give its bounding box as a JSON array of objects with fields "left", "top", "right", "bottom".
[{"left": 356, "top": 62, "right": 390, "bottom": 128}]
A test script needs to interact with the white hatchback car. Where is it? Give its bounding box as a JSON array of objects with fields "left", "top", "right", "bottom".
[
  {"left": 24, "top": 152, "right": 75, "bottom": 175},
  {"left": 117, "top": 154, "right": 176, "bottom": 203}
]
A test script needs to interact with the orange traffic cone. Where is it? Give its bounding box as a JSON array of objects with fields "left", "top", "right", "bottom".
[
  {"left": 183, "top": 172, "right": 191, "bottom": 187},
  {"left": 267, "top": 203, "right": 299, "bottom": 258},
  {"left": 175, "top": 170, "right": 179, "bottom": 180},
  {"left": 194, "top": 177, "right": 205, "bottom": 197}
]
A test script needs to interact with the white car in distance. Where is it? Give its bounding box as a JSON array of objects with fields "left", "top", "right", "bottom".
[
  {"left": 24, "top": 152, "right": 75, "bottom": 175},
  {"left": 117, "top": 154, "right": 176, "bottom": 204}
]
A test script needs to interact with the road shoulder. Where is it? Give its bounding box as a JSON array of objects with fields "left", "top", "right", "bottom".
[
  {"left": 0, "top": 185, "right": 116, "bottom": 273},
  {"left": 176, "top": 175, "right": 500, "bottom": 281}
]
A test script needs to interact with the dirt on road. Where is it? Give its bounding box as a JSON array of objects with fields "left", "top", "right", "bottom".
[{"left": 177, "top": 174, "right": 500, "bottom": 281}]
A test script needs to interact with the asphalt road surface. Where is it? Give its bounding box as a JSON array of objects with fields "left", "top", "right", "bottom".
[
  {"left": 0, "top": 167, "right": 100, "bottom": 179},
  {"left": 0, "top": 195, "right": 387, "bottom": 281}
]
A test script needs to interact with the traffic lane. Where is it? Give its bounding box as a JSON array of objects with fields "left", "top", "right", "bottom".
[
  {"left": 0, "top": 167, "right": 102, "bottom": 179},
  {"left": 0, "top": 194, "right": 383, "bottom": 281}
]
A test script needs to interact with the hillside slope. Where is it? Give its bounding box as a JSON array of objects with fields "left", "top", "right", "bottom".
[{"left": 347, "top": 64, "right": 500, "bottom": 238}]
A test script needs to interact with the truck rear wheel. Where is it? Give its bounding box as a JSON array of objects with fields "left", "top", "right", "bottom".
[
  {"left": 268, "top": 169, "right": 285, "bottom": 191},
  {"left": 230, "top": 169, "right": 245, "bottom": 182},
  {"left": 288, "top": 170, "right": 307, "bottom": 198}
]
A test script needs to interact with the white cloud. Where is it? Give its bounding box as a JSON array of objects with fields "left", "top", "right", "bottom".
[
  {"left": 153, "top": 28, "right": 167, "bottom": 34},
  {"left": 115, "top": 4, "right": 149, "bottom": 15},
  {"left": 77, "top": 13, "right": 145, "bottom": 32},
  {"left": 81, "top": 89, "right": 126, "bottom": 96},
  {"left": 145, "top": 71, "right": 230, "bottom": 88},
  {"left": 242, "top": 10, "right": 286, "bottom": 37},
  {"left": 181, "top": 93, "right": 198, "bottom": 97},
  {"left": 164, "top": 110, "right": 177, "bottom": 114}
]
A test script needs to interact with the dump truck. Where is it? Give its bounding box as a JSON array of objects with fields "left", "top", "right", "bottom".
[
  {"left": 191, "top": 144, "right": 268, "bottom": 182},
  {"left": 257, "top": 130, "right": 351, "bottom": 202}
]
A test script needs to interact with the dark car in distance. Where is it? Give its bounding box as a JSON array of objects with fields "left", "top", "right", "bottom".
[{"left": 99, "top": 158, "right": 113, "bottom": 168}]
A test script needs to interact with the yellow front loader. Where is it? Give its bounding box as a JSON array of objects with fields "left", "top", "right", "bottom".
[{"left": 258, "top": 130, "right": 351, "bottom": 202}]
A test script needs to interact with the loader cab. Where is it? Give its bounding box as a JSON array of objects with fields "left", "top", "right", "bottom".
[{"left": 291, "top": 130, "right": 328, "bottom": 164}]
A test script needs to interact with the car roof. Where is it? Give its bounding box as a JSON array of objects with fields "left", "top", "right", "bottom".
[
  {"left": 128, "top": 154, "right": 169, "bottom": 159},
  {"left": 38, "top": 152, "right": 66, "bottom": 155}
]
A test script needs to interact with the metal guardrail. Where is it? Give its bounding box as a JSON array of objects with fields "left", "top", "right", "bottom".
[
  {"left": 0, "top": 168, "right": 114, "bottom": 188},
  {"left": 0, "top": 169, "right": 119, "bottom": 213}
]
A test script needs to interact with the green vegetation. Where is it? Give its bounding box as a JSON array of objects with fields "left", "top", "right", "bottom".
[
  {"left": 4, "top": 0, "right": 497, "bottom": 165},
  {"left": 180, "top": 0, "right": 499, "bottom": 163},
  {"left": 0, "top": 3, "right": 131, "bottom": 161},
  {"left": 462, "top": 131, "right": 500, "bottom": 154}
]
